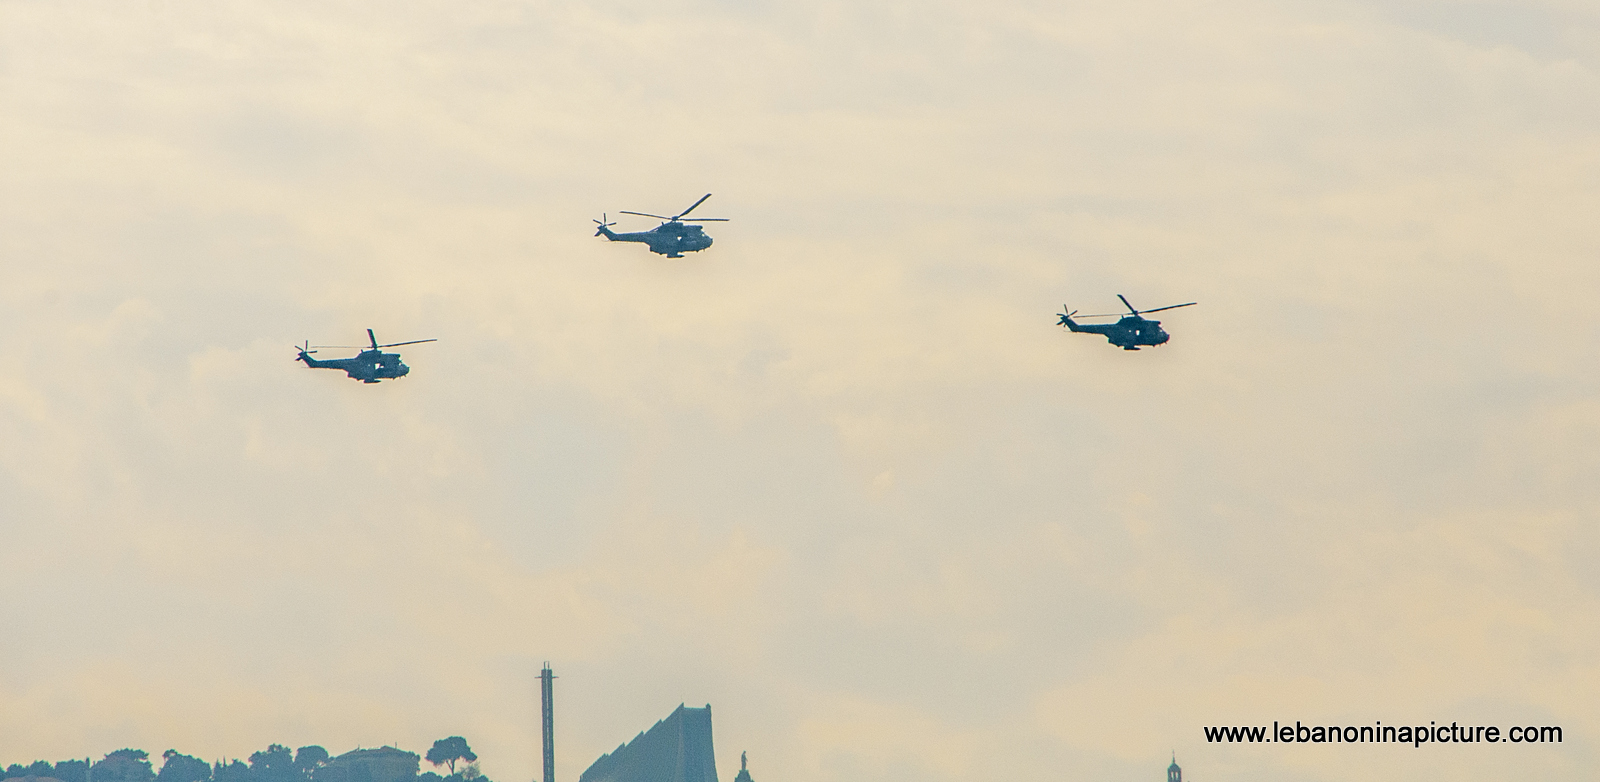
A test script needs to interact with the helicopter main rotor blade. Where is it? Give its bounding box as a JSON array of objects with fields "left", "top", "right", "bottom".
[
  {"left": 367, "top": 328, "right": 380, "bottom": 349},
  {"left": 1117, "top": 294, "right": 1139, "bottom": 315},
  {"left": 619, "top": 210, "right": 674, "bottom": 220},
  {"left": 1138, "top": 302, "right": 1197, "bottom": 314},
  {"left": 376, "top": 339, "right": 438, "bottom": 348},
  {"left": 679, "top": 218, "right": 728, "bottom": 222},
  {"left": 674, "top": 193, "right": 713, "bottom": 219}
]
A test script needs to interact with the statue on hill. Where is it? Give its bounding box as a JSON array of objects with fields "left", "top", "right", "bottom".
[{"left": 732, "top": 752, "right": 752, "bottom": 782}]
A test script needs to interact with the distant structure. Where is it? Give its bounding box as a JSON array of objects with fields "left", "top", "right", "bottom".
[
  {"left": 318, "top": 747, "right": 420, "bottom": 782},
  {"left": 541, "top": 663, "right": 557, "bottom": 782},
  {"left": 732, "top": 752, "right": 752, "bottom": 782},
  {"left": 579, "top": 704, "right": 718, "bottom": 782},
  {"left": 1168, "top": 754, "right": 1182, "bottom": 782}
]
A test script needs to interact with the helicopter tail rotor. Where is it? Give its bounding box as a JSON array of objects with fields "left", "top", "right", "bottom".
[
  {"left": 593, "top": 213, "right": 616, "bottom": 237},
  {"left": 1058, "top": 306, "right": 1078, "bottom": 326}
]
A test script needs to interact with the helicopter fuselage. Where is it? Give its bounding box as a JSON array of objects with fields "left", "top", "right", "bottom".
[
  {"left": 1060, "top": 315, "right": 1170, "bottom": 350},
  {"left": 596, "top": 222, "right": 713, "bottom": 258},
  {"left": 298, "top": 349, "right": 411, "bottom": 383}
]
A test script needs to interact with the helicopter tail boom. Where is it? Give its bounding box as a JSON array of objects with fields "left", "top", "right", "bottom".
[{"left": 595, "top": 215, "right": 655, "bottom": 244}]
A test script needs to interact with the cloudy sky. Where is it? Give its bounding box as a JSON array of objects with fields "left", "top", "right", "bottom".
[{"left": 2, "top": 1, "right": 1599, "bottom": 781}]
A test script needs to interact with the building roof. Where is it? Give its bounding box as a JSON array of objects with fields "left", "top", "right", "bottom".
[
  {"left": 332, "top": 748, "right": 418, "bottom": 762},
  {"left": 581, "top": 704, "right": 718, "bottom": 782}
]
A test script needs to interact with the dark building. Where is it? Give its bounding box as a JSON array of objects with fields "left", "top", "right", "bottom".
[
  {"left": 580, "top": 704, "right": 718, "bottom": 782},
  {"left": 1167, "top": 755, "right": 1182, "bottom": 782},
  {"left": 316, "top": 748, "right": 419, "bottom": 782}
]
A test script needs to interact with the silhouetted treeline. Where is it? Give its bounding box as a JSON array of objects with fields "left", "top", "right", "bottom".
[{"left": 5, "top": 739, "right": 490, "bottom": 782}]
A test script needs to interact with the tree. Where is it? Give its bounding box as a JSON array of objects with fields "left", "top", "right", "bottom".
[
  {"left": 212, "top": 760, "right": 250, "bottom": 782},
  {"left": 157, "top": 752, "right": 209, "bottom": 782},
  {"left": 53, "top": 760, "right": 89, "bottom": 782},
  {"left": 0, "top": 763, "right": 53, "bottom": 780},
  {"left": 247, "top": 746, "right": 295, "bottom": 782},
  {"left": 291, "top": 749, "right": 327, "bottom": 781},
  {"left": 423, "top": 740, "right": 475, "bottom": 777},
  {"left": 91, "top": 751, "right": 154, "bottom": 782}
]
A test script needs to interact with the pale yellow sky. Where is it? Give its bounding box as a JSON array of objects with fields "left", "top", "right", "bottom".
[{"left": 2, "top": 2, "right": 1598, "bottom": 781}]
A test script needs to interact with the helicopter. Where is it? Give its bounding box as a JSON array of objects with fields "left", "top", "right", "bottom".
[
  {"left": 295, "top": 329, "right": 436, "bottom": 383},
  {"left": 1058, "top": 295, "right": 1196, "bottom": 350},
  {"left": 594, "top": 193, "right": 727, "bottom": 258}
]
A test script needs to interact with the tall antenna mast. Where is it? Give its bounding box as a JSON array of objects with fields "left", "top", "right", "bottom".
[{"left": 540, "top": 663, "right": 556, "bottom": 782}]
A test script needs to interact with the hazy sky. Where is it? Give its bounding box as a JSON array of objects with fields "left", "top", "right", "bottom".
[{"left": 3, "top": 2, "right": 1599, "bottom": 781}]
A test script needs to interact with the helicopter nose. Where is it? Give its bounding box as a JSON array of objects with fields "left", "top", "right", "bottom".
[{"left": 399, "top": 364, "right": 410, "bottom": 375}]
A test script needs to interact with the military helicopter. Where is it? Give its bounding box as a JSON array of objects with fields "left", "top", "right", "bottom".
[
  {"left": 594, "top": 193, "right": 727, "bottom": 258},
  {"left": 1058, "top": 295, "right": 1196, "bottom": 350},
  {"left": 295, "top": 329, "right": 436, "bottom": 383}
]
